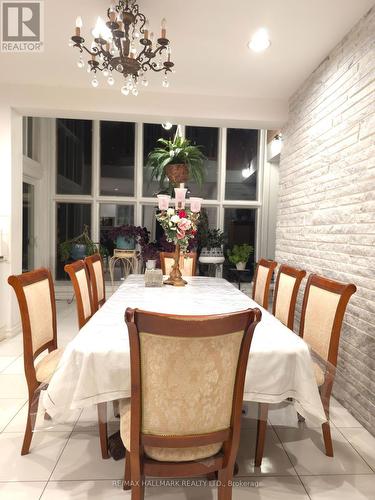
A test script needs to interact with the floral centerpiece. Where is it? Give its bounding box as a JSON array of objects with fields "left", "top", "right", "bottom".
[{"left": 156, "top": 207, "right": 200, "bottom": 286}]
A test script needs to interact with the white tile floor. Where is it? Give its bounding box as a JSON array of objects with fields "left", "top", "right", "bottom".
[{"left": 0, "top": 300, "right": 374, "bottom": 499}]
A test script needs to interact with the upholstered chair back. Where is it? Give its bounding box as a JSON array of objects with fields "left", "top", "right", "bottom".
[
  {"left": 273, "top": 265, "right": 306, "bottom": 330},
  {"left": 8, "top": 268, "right": 57, "bottom": 360},
  {"left": 64, "top": 260, "right": 93, "bottom": 329},
  {"left": 300, "top": 274, "right": 356, "bottom": 366},
  {"left": 252, "top": 258, "right": 277, "bottom": 309},
  {"left": 160, "top": 252, "right": 197, "bottom": 277},
  {"left": 124, "top": 308, "right": 261, "bottom": 463},
  {"left": 85, "top": 254, "right": 106, "bottom": 312}
]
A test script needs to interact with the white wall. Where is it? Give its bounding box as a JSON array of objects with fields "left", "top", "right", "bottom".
[{"left": 276, "top": 8, "right": 375, "bottom": 433}]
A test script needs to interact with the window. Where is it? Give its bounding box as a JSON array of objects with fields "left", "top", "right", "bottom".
[
  {"left": 226, "top": 129, "right": 259, "bottom": 200},
  {"left": 100, "top": 121, "right": 135, "bottom": 196},
  {"left": 223, "top": 208, "right": 257, "bottom": 280},
  {"left": 185, "top": 126, "right": 219, "bottom": 199},
  {"left": 143, "top": 123, "right": 177, "bottom": 197},
  {"left": 53, "top": 119, "right": 265, "bottom": 281},
  {"left": 57, "top": 119, "right": 92, "bottom": 195},
  {"left": 23, "top": 117, "right": 39, "bottom": 161},
  {"left": 56, "top": 203, "right": 91, "bottom": 280},
  {"left": 100, "top": 203, "right": 134, "bottom": 257}
]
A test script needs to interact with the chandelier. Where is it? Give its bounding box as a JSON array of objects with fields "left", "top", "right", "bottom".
[{"left": 71, "top": 0, "right": 175, "bottom": 96}]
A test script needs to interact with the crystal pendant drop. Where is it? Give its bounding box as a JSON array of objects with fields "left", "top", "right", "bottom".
[
  {"left": 77, "top": 58, "right": 84, "bottom": 69},
  {"left": 107, "top": 75, "right": 115, "bottom": 86},
  {"left": 141, "top": 78, "right": 149, "bottom": 87},
  {"left": 162, "top": 77, "right": 170, "bottom": 88},
  {"left": 102, "top": 68, "right": 109, "bottom": 77},
  {"left": 132, "top": 87, "right": 139, "bottom": 96},
  {"left": 91, "top": 78, "right": 99, "bottom": 88},
  {"left": 121, "top": 85, "right": 129, "bottom": 96}
]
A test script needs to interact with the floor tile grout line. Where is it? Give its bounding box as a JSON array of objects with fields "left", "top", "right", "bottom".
[
  {"left": 0, "top": 400, "right": 28, "bottom": 434},
  {"left": 334, "top": 426, "right": 375, "bottom": 473},
  {"left": 38, "top": 424, "right": 78, "bottom": 499},
  {"left": 270, "top": 421, "right": 312, "bottom": 499}
]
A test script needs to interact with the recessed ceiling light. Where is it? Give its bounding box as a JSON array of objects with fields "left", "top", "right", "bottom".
[{"left": 248, "top": 28, "right": 271, "bottom": 53}]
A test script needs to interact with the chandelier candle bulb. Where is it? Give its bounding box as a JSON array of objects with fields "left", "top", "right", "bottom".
[
  {"left": 161, "top": 18, "right": 167, "bottom": 38},
  {"left": 75, "top": 16, "right": 83, "bottom": 36}
]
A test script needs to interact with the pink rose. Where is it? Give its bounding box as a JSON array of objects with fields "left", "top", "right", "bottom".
[
  {"left": 177, "top": 230, "right": 185, "bottom": 240},
  {"left": 178, "top": 218, "right": 191, "bottom": 232}
]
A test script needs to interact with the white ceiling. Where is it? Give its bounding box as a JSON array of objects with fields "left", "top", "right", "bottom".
[{"left": 0, "top": 0, "right": 373, "bottom": 101}]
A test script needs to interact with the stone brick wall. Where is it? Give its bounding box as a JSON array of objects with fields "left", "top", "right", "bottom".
[{"left": 275, "top": 7, "right": 375, "bottom": 433}]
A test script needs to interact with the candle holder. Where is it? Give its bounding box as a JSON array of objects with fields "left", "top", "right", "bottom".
[{"left": 163, "top": 243, "right": 187, "bottom": 286}]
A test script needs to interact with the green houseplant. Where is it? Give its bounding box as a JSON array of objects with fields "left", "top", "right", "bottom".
[
  {"left": 59, "top": 225, "right": 97, "bottom": 262},
  {"left": 147, "top": 135, "right": 206, "bottom": 192},
  {"left": 227, "top": 244, "right": 254, "bottom": 270}
]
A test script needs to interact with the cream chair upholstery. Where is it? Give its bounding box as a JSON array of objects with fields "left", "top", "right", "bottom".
[
  {"left": 64, "top": 260, "right": 94, "bottom": 329},
  {"left": 92, "top": 260, "right": 105, "bottom": 303},
  {"left": 76, "top": 268, "right": 93, "bottom": 321},
  {"left": 252, "top": 259, "right": 277, "bottom": 309},
  {"left": 120, "top": 329, "right": 243, "bottom": 462},
  {"left": 302, "top": 285, "right": 341, "bottom": 361},
  {"left": 272, "top": 265, "right": 306, "bottom": 330},
  {"left": 85, "top": 254, "right": 106, "bottom": 312},
  {"left": 35, "top": 349, "right": 64, "bottom": 383}
]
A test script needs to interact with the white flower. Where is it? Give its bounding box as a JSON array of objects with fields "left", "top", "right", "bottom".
[
  {"left": 171, "top": 215, "right": 180, "bottom": 223},
  {"left": 167, "top": 208, "right": 174, "bottom": 216}
]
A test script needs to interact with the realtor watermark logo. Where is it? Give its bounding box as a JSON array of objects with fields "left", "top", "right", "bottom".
[{"left": 1, "top": 1, "right": 44, "bottom": 52}]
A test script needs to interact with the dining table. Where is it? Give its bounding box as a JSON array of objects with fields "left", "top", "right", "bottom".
[{"left": 41, "top": 275, "right": 327, "bottom": 426}]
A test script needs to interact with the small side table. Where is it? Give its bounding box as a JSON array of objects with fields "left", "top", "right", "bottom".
[
  {"left": 229, "top": 268, "right": 252, "bottom": 290},
  {"left": 109, "top": 249, "right": 139, "bottom": 288}
]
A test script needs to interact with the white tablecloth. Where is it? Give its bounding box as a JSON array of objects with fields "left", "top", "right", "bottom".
[{"left": 43, "top": 275, "right": 326, "bottom": 423}]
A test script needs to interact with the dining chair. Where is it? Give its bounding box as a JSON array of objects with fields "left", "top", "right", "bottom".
[
  {"left": 272, "top": 264, "right": 306, "bottom": 330},
  {"left": 8, "top": 268, "right": 63, "bottom": 455},
  {"left": 64, "top": 259, "right": 109, "bottom": 459},
  {"left": 252, "top": 258, "right": 277, "bottom": 309},
  {"left": 85, "top": 253, "right": 106, "bottom": 312},
  {"left": 299, "top": 273, "right": 356, "bottom": 456},
  {"left": 160, "top": 251, "right": 197, "bottom": 276},
  {"left": 121, "top": 307, "right": 262, "bottom": 500},
  {"left": 255, "top": 273, "right": 356, "bottom": 466}
]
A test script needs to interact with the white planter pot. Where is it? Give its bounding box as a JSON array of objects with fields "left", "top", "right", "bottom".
[
  {"left": 236, "top": 262, "right": 246, "bottom": 270},
  {"left": 146, "top": 260, "right": 156, "bottom": 270}
]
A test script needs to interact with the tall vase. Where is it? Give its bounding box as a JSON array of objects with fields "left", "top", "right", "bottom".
[{"left": 164, "top": 243, "right": 187, "bottom": 287}]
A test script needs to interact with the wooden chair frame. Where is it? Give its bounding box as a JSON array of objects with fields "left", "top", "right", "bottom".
[
  {"left": 272, "top": 264, "right": 306, "bottom": 330},
  {"left": 124, "top": 307, "right": 262, "bottom": 500},
  {"left": 252, "top": 258, "right": 277, "bottom": 309},
  {"left": 255, "top": 273, "right": 356, "bottom": 466},
  {"left": 64, "top": 259, "right": 109, "bottom": 459},
  {"left": 299, "top": 274, "right": 356, "bottom": 457},
  {"left": 8, "top": 268, "right": 58, "bottom": 455},
  {"left": 85, "top": 253, "right": 106, "bottom": 312},
  {"left": 159, "top": 251, "right": 197, "bottom": 276}
]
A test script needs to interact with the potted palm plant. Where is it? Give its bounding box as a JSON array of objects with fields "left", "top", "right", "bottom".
[
  {"left": 227, "top": 244, "right": 254, "bottom": 270},
  {"left": 147, "top": 135, "right": 206, "bottom": 192}
]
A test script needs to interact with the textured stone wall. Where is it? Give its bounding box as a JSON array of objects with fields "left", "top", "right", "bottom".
[{"left": 276, "top": 8, "right": 375, "bottom": 433}]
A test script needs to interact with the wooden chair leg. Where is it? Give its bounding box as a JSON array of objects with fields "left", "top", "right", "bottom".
[
  {"left": 21, "top": 389, "right": 40, "bottom": 455},
  {"left": 123, "top": 450, "right": 131, "bottom": 490},
  {"left": 218, "top": 467, "right": 234, "bottom": 500},
  {"left": 131, "top": 474, "right": 145, "bottom": 500},
  {"left": 322, "top": 421, "right": 334, "bottom": 457},
  {"left": 255, "top": 402, "right": 269, "bottom": 467},
  {"left": 97, "top": 402, "right": 109, "bottom": 459}
]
